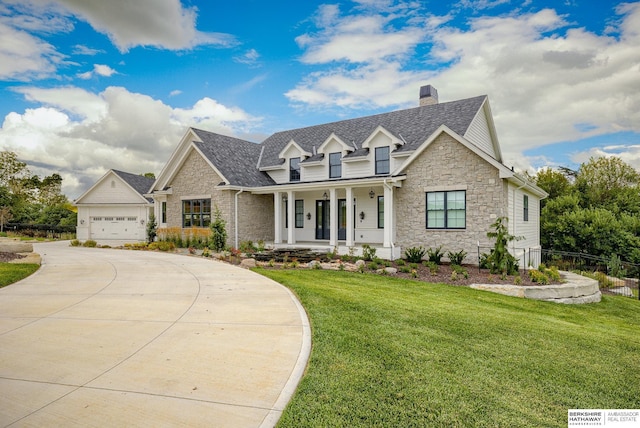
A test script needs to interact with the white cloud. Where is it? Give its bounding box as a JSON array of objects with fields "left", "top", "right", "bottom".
[
  {"left": 0, "top": 0, "right": 235, "bottom": 81},
  {"left": 0, "top": 21, "right": 65, "bottom": 80},
  {"left": 233, "top": 49, "right": 261, "bottom": 66},
  {"left": 51, "top": 0, "right": 237, "bottom": 52},
  {"left": 0, "top": 86, "right": 261, "bottom": 197},
  {"left": 169, "top": 90, "right": 182, "bottom": 97},
  {"left": 76, "top": 63, "right": 116, "bottom": 79},
  {"left": 296, "top": 4, "right": 425, "bottom": 64},
  {"left": 288, "top": 2, "right": 640, "bottom": 170},
  {"left": 72, "top": 44, "right": 104, "bottom": 55}
]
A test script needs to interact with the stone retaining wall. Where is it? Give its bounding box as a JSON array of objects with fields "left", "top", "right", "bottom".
[{"left": 470, "top": 271, "right": 601, "bottom": 304}]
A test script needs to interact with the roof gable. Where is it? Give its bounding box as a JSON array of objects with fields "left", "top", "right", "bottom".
[
  {"left": 151, "top": 128, "right": 275, "bottom": 191},
  {"left": 75, "top": 170, "right": 153, "bottom": 205}
]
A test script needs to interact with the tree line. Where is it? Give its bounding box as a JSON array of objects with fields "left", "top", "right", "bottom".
[
  {"left": 0, "top": 151, "right": 76, "bottom": 232},
  {"left": 534, "top": 156, "right": 640, "bottom": 263}
]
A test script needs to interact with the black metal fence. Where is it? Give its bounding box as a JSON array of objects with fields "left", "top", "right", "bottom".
[
  {"left": 3, "top": 223, "right": 76, "bottom": 239},
  {"left": 532, "top": 248, "right": 639, "bottom": 299},
  {"left": 475, "top": 246, "right": 639, "bottom": 299}
]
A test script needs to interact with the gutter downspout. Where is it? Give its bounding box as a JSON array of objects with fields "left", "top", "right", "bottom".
[
  {"left": 235, "top": 188, "right": 244, "bottom": 249},
  {"left": 383, "top": 178, "right": 395, "bottom": 260}
]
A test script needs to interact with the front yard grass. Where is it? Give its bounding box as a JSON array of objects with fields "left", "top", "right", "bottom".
[
  {"left": 257, "top": 269, "right": 640, "bottom": 428},
  {"left": 0, "top": 263, "right": 39, "bottom": 288}
]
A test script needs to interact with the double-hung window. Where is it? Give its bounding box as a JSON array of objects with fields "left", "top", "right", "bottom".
[
  {"left": 375, "top": 146, "right": 390, "bottom": 175},
  {"left": 377, "top": 196, "right": 384, "bottom": 229},
  {"left": 426, "top": 191, "right": 466, "bottom": 229},
  {"left": 329, "top": 152, "right": 342, "bottom": 178},
  {"left": 182, "top": 199, "right": 212, "bottom": 227},
  {"left": 290, "top": 157, "right": 300, "bottom": 182}
]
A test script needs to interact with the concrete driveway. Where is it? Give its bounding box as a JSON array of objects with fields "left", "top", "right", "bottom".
[{"left": 0, "top": 241, "right": 310, "bottom": 427}]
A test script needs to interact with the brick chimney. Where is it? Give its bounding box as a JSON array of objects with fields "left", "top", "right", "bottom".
[{"left": 419, "top": 85, "right": 438, "bottom": 106}]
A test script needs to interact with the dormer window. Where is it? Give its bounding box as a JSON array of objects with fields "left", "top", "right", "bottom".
[
  {"left": 329, "top": 152, "right": 342, "bottom": 178},
  {"left": 290, "top": 157, "right": 300, "bottom": 182},
  {"left": 375, "top": 146, "right": 390, "bottom": 174}
]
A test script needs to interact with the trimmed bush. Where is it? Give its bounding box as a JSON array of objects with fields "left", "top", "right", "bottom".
[
  {"left": 404, "top": 246, "right": 426, "bottom": 263},
  {"left": 447, "top": 249, "right": 467, "bottom": 266}
]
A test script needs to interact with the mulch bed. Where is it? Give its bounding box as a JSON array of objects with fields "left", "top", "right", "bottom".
[{"left": 256, "top": 258, "right": 556, "bottom": 286}]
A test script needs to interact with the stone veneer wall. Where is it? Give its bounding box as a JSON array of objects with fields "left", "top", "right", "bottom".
[
  {"left": 234, "top": 192, "right": 274, "bottom": 244},
  {"left": 165, "top": 150, "right": 231, "bottom": 236},
  {"left": 165, "top": 149, "right": 274, "bottom": 247},
  {"left": 395, "top": 133, "right": 508, "bottom": 264}
]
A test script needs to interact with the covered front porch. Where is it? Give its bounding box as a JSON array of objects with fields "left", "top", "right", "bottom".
[{"left": 254, "top": 177, "right": 405, "bottom": 260}]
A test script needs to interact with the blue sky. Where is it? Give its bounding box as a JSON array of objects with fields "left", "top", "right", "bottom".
[{"left": 0, "top": 0, "right": 638, "bottom": 197}]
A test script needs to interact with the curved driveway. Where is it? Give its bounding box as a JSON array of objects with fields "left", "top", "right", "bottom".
[{"left": 0, "top": 242, "right": 310, "bottom": 427}]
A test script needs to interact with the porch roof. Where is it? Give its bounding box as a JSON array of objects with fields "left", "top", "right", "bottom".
[{"left": 245, "top": 174, "right": 406, "bottom": 194}]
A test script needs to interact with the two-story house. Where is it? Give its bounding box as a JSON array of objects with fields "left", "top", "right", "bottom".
[{"left": 142, "top": 85, "right": 546, "bottom": 261}]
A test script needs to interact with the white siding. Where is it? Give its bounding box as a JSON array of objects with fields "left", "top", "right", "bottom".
[
  {"left": 266, "top": 169, "right": 288, "bottom": 184},
  {"left": 303, "top": 164, "right": 326, "bottom": 181},
  {"left": 344, "top": 160, "right": 370, "bottom": 178},
  {"left": 464, "top": 107, "right": 496, "bottom": 158},
  {"left": 507, "top": 183, "right": 541, "bottom": 267},
  {"left": 80, "top": 173, "right": 144, "bottom": 204}
]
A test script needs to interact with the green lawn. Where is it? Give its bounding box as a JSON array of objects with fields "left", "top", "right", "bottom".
[
  {"left": 0, "top": 263, "right": 40, "bottom": 288},
  {"left": 257, "top": 269, "right": 640, "bottom": 428}
]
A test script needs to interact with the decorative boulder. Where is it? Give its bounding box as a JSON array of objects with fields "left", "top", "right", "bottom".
[{"left": 240, "top": 258, "right": 256, "bottom": 269}]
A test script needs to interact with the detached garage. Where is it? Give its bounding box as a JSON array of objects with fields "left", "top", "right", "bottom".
[{"left": 75, "top": 170, "right": 155, "bottom": 241}]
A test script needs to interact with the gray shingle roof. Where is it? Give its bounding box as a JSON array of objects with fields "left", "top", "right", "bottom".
[
  {"left": 112, "top": 170, "right": 155, "bottom": 199},
  {"left": 258, "top": 95, "right": 486, "bottom": 169},
  {"left": 191, "top": 128, "right": 276, "bottom": 187}
]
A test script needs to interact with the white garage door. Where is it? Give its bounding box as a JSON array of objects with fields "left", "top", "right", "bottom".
[{"left": 90, "top": 216, "right": 138, "bottom": 239}]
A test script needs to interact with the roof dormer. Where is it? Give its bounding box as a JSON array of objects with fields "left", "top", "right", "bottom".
[
  {"left": 317, "top": 133, "right": 353, "bottom": 156},
  {"left": 361, "top": 125, "right": 403, "bottom": 150},
  {"left": 278, "top": 139, "right": 312, "bottom": 161}
]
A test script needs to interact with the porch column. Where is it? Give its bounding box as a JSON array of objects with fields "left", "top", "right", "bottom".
[
  {"left": 383, "top": 184, "right": 393, "bottom": 248},
  {"left": 287, "top": 190, "right": 295, "bottom": 244},
  {"left": 274, "top": 191, "right": 282, "bottom": 244},
  {"left": 345, "top": 186, "right": 354, "bottom": 247},
  {"left": 329, "top": 188, "right": 337, "bottom": 247}
]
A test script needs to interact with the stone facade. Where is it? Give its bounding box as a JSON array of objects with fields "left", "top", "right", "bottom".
[
  {"left": 165, "top": 149, "right": 274, "bottom": 247},
  {"left": 395, "top": 133, "right": 508, "bottom": 263},
  {"left": 233, "top": 192, "right": 274, "bottom": 245},
  {"left": 165, "top": 150, "right": 229, "bottom": 232}
]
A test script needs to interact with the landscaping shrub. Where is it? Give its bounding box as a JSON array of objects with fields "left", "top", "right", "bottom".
[
  {"left": 362, "top": 244, "right": 376, "bottom": 261},
  {"left": 482, "top": 217, "right": 522, "bottom": 275},
  {"left": 209, "top": 205, "right": 227, "bottom": 252},
  {"left": 426, "top": 246, "right": 445, "bottom": 264},
  {"left": 447, "top": 249, "right": 467, "bottom": 266},
  {"left": 82, "top": 240, "right": 97, "bottom": 248},
  {"left": 239, "top": 240, "right": 257, "bottom": 253},
  {"left": 404, "top": 246, "right": 426, "bottom": 263},
  {"left": 148, "top": 241, "right": 175, "bottom": 252},
  {"left": 70, "top": 239, "right": 81, "bottom": 247},
  {"left": 146, "top": 213, "right": 157, "bottom": 243}
]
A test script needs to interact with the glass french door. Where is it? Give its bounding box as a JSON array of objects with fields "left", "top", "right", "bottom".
[
  {"left": 338, "top": 199, "right": 347, "bottom": 240},
  {"left": 316, "top": 200, "right": 330, "bottom": 240}
]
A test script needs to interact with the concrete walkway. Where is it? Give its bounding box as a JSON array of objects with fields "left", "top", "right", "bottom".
[{"left": 0, "top": 241, "right": 310, "bottom": 427}]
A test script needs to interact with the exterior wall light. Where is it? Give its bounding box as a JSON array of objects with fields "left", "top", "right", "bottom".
[
  {"left": 369, "top": 189, "right": 375, "bottom": 198},
  {"left": 359, "top": 211, "right": 365, "bottom": 220},
  {"left": 306, "top": 212, "right": 311, "bottom": 220}
]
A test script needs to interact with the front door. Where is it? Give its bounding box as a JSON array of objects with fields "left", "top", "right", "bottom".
[
  {"left": 316, "top": 200, "right": 330, "bottom": 240},
  {"left": 338, "top": 199, "right": 347, "bottom": 240}
]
